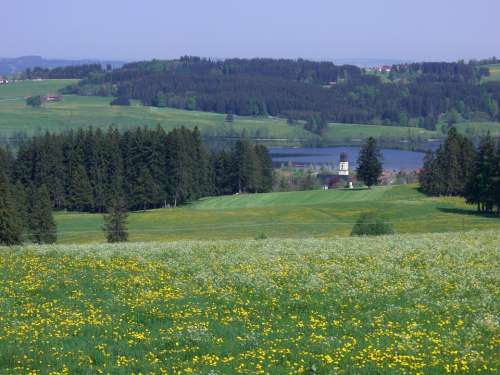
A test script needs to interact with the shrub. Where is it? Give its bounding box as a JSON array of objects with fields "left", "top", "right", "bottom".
[
  {"left": 26, "top": 95, "right": 43, "bottom": 107},
  {"left": 351, "top": 212, "right": 394, "bottom": 236},
  {"left": 255, "top": 232, "right": 268, "bottom": 240},
  {"left": 110, "top": 96, "right": 130, "bottom": 106}
]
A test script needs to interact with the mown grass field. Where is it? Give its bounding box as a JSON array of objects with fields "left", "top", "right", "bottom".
[
  {"left": 0, "top": 79, "right": 440, "bottom": 145},
  {"left": 482, "top": 64, "right": 500, "bottom": 83},
  {"left": 0, "top": 79, "right": 78, "bottom": 100},
  {"left": 454, "top": 121, "right": 500, "bottom": 137},
  {"left": 1, "top": 231, "right": 498, "bottom": 374},
  {"left": 55, "top": 185, "right": 500, "bottom": 243}
]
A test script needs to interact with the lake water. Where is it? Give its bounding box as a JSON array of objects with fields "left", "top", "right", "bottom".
[{"left": 270, "top": 147, "right": 425, "bottom": 171}]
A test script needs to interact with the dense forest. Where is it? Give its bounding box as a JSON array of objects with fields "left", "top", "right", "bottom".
[
  {"left": 22, "top": 64, "right": 106, "bottom": 80},
  {"left": 419, "top": 128, "right": 500, "bottom": 214},
  {"left": 0, "top": 127, "right": 273, "bottom": 212},
  {"left": 52, "top": 57, "right": 500, "bottom": 131}
]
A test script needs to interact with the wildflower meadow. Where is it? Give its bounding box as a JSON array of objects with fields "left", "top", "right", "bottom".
[{"left": 0, "top": 230, "right": 498, "bottom": 374}]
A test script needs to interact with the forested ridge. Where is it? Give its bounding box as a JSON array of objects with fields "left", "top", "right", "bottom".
[
  {"left": 52, "top": 57, "right": 500, "bottom": 131},
  {"left": 0, "top": 127, "right": 273, "bottom": 212}
]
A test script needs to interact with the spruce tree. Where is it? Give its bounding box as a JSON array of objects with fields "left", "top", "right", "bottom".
[
  {"left": 420, "top": 128, "right": 476, "bottom": 197},
  {"left": 465, "top": 133, "right": 497, "bottom": 213},
  {"left": 103, "top": 198, "right": 129, "bottom": 242},
  {"left": 232, "top": 139, "right": 259, "bottom": 193},
  {"left": 0, "top": 171, "right": 23, "bottom": 246},
  {"left": 495, "top": 142, "right": 500, "bottom": 214},
  {"left": 419, "top": 150, "right": 438, "bottom": 195},
  {"left": 103, "top": 127, "right": 125, "bottom": 208},
  {"left": 13, "top": 182, "right": 29, "bottom": 230},
  {"left": 255, "top": 145, "right": 273, "bottom": 192},
  {"left": 67, "top": 164, "right": 94, "bottom": 211},
  {"left": 356, "top": 137, "right": 383, "bottom": 188},
  {"left": 28, "top": 185, "right": 57, "bottom": 244}
]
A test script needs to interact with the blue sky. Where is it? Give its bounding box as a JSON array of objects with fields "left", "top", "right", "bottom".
[{"left": 2, "top": 0, "right": 499, "bottom": 61}]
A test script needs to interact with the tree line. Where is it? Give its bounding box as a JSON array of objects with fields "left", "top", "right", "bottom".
[
  {"left": 0, "top": 151, "right": 56, "bottom": 245},
  {"left": 22, "top": 64, "right": 106, "bottom": 80},
  {"left": 419, "top": 128, "right": 500, "bottom": 214},
  {"left": 0, "top": 127, "right": 273, "bottom": 214},
  {"left": 389, "top": 61, "right": 489, "bottom": 83},
  {"left": 55, "top": 57, "right": 500, "bottom": 130}
]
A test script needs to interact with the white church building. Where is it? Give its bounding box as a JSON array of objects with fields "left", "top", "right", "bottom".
[{"left": 339, "top": 152, "right": 349, "bottom": 176}]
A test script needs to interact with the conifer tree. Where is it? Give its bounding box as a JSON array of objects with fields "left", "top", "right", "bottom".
[
  {"left": 67, "top": 164, "right": 94, "bottom": 211},
  {"left": 103, "top": 198, "right": 129, "bottom": 242},
  {"left": 0, "top": 170, "right": 23, "bottom": 246},
  {"left": 495, "top": 142, "right": 500, "bottom": 214},
  {"left": 465, "top": 133, "right": 496, "bottom": 213},
  {"left": 356, "top": 137, "right": 383, "bottom": 188},
  {"left": 103, "top": 127, "right": 125, "bottom": 208},
  {"left": 28, "top": 185, "right": 57, "bottom": 244},
  {"left": 255, "top": 145, "right": 273, "bottom": 192},
  {"left": 419, "top": 127, "right": 475, "bottom": 197},
  {"left": 232, "top": 139, "right": 261, "bottom": 193},
  {"left": 13, "top": 181, "right": 29, "bottom": 229},
  {"left": 419, "top": 150, "right": 439, "bottom": 195}
]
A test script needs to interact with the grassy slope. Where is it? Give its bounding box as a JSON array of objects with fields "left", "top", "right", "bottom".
[
  {"left": 482, "top": 64, "right": 500, "bottom": 82},
  {"left": 55, "top": 185, "right": 500, "bottom": 243},
  {"left": 454, "top": 121, "right": 500, "bottom": 137},
  {"left": 1, "top": 80, "right": 498, "bottom": 144},
  {"left": 1, "top": 231, "right": 498, "bottom": 374},
  {"left": 0, "top": 79, "right": 77, "bottom": 100},
  {"left": 0, "top": 79, "right": 440, "bottom": 144}
]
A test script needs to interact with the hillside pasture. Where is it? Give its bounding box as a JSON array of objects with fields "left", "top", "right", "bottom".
[
  {"left": 0, "top": 79, "right": 496, "bottom": 146},
  {"left": 0, "top": 79, "right": 440, "bottom": 146},
  {"left": 454, "top": 121, "right": 500, "bottom": 137},
  {"left": 482, "top": 64, "right": 500, "bottom": 82},
  {"left": 0, "top": 231, "right": 498, "bottom": 374},
  {"left": 0, "top": 79, "right": 77, "bottom": 100}
]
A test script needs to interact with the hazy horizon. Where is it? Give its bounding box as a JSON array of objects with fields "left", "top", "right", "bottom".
[{"left": 2, "top": 0, "right": 499, "bottom": 62}]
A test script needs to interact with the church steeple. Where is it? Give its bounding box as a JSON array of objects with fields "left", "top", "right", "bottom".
[{"left": 339, "top": 152, "right": 349, "bottom": 176}]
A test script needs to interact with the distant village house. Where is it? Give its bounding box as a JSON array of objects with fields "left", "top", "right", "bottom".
[
  {"left": 45, "top": 94, "right": 62, "bottom": 102},
  {"left": 377, "top": 65, "right": 392, "bottom": 73}
]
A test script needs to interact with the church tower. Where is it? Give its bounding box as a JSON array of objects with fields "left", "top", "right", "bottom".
[{"left": 338, "top": 152, "right": 349, "bottom": 176}]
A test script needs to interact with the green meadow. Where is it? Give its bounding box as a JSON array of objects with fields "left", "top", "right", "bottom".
[
  {"left": 1, "top": 230, "right": 498, "bottom": 374},
  {"left": 0, "top": 79, "right": 440, "bottom": 146},
  {"left": 454, "top": 121, "right": 500, "bottom": 137},
  {"left": 0, "top": 79, "right": 77, "bottom": 100},
  {"left": 2, "top": 79, "right": 498, "bottom": 146},
  {"left": 482, "top": 64, "right": 500, "bottom": 82},
  {"left": 55, "top": 185, "right": 500, "bottom": 243}
]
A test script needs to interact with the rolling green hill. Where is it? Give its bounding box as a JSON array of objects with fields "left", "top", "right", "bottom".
[
  {"left": 0, "top": 79, "right": 439, "bottom": 146},
  {"left": 54, "top": 185, "right": 500, "bottom": 243},
  {"left": 482, "top": 64, "right": 500, "bottom": 82},
  {"left": 454, "top": 121, "right": 500, "bottom": 137},
  {"left": 191, "top": 184, "right": 424, "bottom": 209},
  {"left": 1, "top": 79, "right": 498, "bottom": 146},
  {"left": 0, "top": 79, "right": 78, "bottom": 100},
  {"left": 1, "top": 230, "right": 498, "bottom": 374}
]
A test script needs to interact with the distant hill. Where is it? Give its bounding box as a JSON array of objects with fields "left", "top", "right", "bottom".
[
  {"left": 331, "top": 58, "right": 411, "bottom": 68},
  {"left": 0, "top": 56, "right": 125, "bottom": 76}
]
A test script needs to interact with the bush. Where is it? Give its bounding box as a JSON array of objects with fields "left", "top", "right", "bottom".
[
  {"left": 351, "top": 212, "right": 394, "bottom": 236},
  {"left": 26, "top": 95, "right": 43, "bottom": 107},
  {"left": 110, "top": 96, "right": 130, "bottom": 106},
  {"left": 255, "top": 232, "right": 268, "bottom": 240}
]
